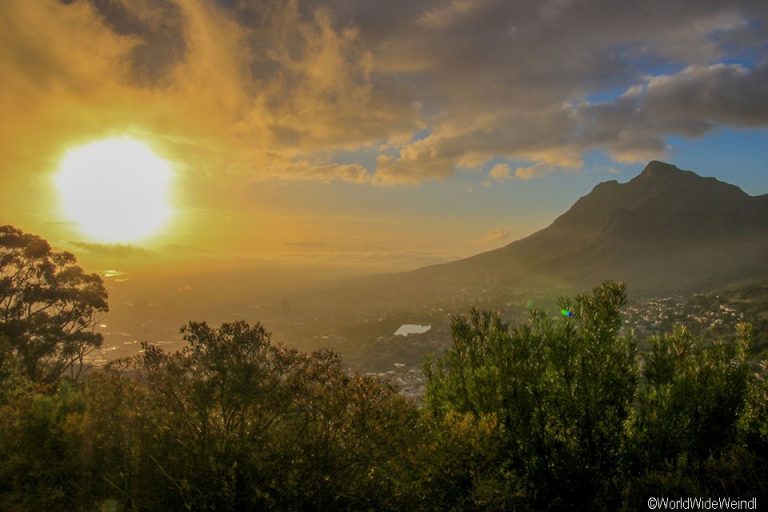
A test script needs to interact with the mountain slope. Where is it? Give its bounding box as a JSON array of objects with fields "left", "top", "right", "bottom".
[{"left": 405, "top": 161, "right": 768, "bottom": 295}]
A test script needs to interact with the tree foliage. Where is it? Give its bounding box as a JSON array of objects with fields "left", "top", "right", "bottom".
[
  {"left": 0, "top": 226, "right": 108, "bottom": 383},
  {"left": 426, "top": 281, "right": 638, "bottom": 509},
  {"left": 2, "top": 320, "right": 420, "bottom": 511},
  {"left": 425, "top": 281, "right": 766, "bottom": 510},
  {"left": 0, "top": 278, "right": 766, "bottom": 510}
]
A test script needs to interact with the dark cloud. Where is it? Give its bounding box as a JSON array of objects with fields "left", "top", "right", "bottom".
[
  {"left": 575, "top": 62, "right": 768, "bottom": 161},
  {"left": 363, "top": 0, "right": 768, "bottom": 179},
  {"left": 643, "top": 63, "right": 768, "bottom": 128},
  {"left": 87, "top": 0, "right": 187, "bottom": 85}
]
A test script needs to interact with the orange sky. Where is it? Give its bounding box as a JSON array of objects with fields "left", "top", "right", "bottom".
[{"left": 2, "top": 0, "right": 767, "bottom": 277}]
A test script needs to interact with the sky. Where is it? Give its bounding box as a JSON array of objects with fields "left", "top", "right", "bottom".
[{"left": 1, "top": 0, "right": 767, "bottom": 276}]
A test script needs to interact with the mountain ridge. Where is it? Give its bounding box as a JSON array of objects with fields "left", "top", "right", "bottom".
[{"left": 400, "top": 161, "right": 768, "bottom": 295}]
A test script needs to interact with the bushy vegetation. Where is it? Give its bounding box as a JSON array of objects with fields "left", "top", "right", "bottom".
[
  {"left": 0, "top": 322, "right": 423, "bottom": 511},
  {"left": 425, "top": 282, "right": 767, "bottom": 510},
  {"left": 1, "top": 228, "right": 766, "bottom": 510}
]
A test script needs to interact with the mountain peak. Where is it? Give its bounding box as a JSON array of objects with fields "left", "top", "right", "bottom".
[
  {"left": 402, "top": 161, "right": 768, "bottom": 298},
  {"left": 533, "top": 159, "right": 763, "bottom": 256},
  {"left": 638, "top": 160, "right": 682, "bottom": 179}
]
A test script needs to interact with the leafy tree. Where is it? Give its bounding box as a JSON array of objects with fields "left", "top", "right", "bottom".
[
  {"left": 413, "top": 411, "right": 525, "bottom": 511},
  {"left": 0, "top": 226, "right": 108, "bottom": 383},
  {"left": 93, "top": 320, "right": 422, "bottom": 511},
  {"left": 426, "top": 281, "right": 768, "bottom": 509},
  {"left": 426, "top": 281, "right": 637, "bottom": 510},
  {"left": 633, "top": 323, "right": 751, "bottom": 464},
  {"left": 625, "top": 322, "right": 764, "bottom": 505},
  {"left": 0, "top": 381, "right": 87, "bottom": 511},
  {"left": 0, "top": 335, "right": 22, "bottom": 399}
]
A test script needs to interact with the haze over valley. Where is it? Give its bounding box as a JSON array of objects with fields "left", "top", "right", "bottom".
[{"left": 88, "top": 161, "right": 768, "bottom": 385}]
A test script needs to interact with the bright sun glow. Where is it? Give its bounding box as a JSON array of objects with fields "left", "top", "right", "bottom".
[{"left": 56, "top": 138, "right": 173, "bottom": 243}]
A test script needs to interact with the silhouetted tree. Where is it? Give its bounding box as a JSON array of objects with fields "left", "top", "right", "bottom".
[
  {"left": 0, "top": 226, "right": 108, "bottom": 383},
  {"left": 98, "top": 320, "right": 422, "bottom": 511}
]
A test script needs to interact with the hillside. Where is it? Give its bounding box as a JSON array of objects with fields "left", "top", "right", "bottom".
[{"left": 398, "top": 161, "right": 768, "bottom": 296}]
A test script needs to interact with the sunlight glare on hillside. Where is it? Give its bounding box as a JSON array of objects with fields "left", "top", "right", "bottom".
[{"left": 55, "top": 138, "right": 174, "bottom": 243}]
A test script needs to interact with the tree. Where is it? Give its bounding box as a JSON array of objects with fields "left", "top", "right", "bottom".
[
  {"left": 110, "top": 320, "right": 421, "bottom": 511},
  {"left": 425, "top": 282, "right": 639, "bottom": 510},
  {"left": 0, "top": 225, "right": 108, "bottom": 383},
  {"left": 624, "top": 322, "right": 761, "bottom": 505},
  {"left": 425, "top": 281, "right": 768, "bottom": 509}
]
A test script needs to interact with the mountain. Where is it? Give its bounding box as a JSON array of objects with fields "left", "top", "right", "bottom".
[{"left": 399, "top": 161, "right": 768, "bottom": 296}]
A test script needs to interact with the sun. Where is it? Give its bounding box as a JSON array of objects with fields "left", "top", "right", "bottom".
[{"left": 56, "top": 137, "right": 173, "bottom": 243}]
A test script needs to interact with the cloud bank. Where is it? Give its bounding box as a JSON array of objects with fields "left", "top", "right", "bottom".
[{"left": 2, "top": 0, "right": 767, "bottom": 186}]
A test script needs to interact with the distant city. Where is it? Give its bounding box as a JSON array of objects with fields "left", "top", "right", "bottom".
[{"left": 87, "top": 283, "right": 768, "bottom": 402}]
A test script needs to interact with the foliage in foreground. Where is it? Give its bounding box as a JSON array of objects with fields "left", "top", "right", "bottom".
[
  {"left": 1, "top": 321, "right": 421, "bottom": 511},
  {"left": 425, "top": 282, "right": 767, "bottom": 510},
  {"left": 0, "top": 281, "right": 766, "bottom": 511}
]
